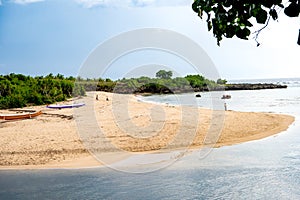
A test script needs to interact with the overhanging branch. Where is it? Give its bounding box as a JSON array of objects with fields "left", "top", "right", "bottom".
[{"left": 253, "top": 16, "right": 271, "bottom": 47}]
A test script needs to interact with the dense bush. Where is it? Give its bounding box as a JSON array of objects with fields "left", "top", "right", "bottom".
[
  {"left": 73, "top": 72, "right": 223, "bottom": 95},
  {"left": 0, "top": 71, "right": 226, "bottom": 109},
  {"left": 113, "top": 74, "right": 220, "bottom": 94},
  {"left": 0, "top": 73, "right": 85, "bottom": 109}
]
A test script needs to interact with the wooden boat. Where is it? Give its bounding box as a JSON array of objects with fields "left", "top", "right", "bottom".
[
  {"left": 221, "top": 95, "right": 231, "bottom": 99},
  {"left": 46, "top": 103, "right": 85, "bottom": 109},
  {"left": 0, "top": 110, "right": 42, "bottom": 120}
]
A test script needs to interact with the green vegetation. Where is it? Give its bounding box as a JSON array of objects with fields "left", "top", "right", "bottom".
[
  {"left": 155, "top": 70, "right": 173, "bottom": 79},
  {"left": 73, "top": 70, "right": 222, "bottom": 94},
  {"left": 0, "top": 73, "right": 85, "bottom": 109},
  {"left": 192, "top": 0, "right": 299, "bottom": 45},
  {"left": 1, "top": 70, "right": 287, "bottom": 109},
  {"left": 217, "top": 78, "right": 228, "bottom": 85},
  {"left": 113, "top": 72, "right": 222, "bottom": 94},
  {"left": 0, "top": 70, "right": 227, "bottom": 109}
]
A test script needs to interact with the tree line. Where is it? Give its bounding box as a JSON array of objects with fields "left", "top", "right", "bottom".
[
  {"left": 0, "top": 71, "right": 227, "bottom": 109},
  {"left": 96, "top": 70, "right": 227, "bottom": 94}
]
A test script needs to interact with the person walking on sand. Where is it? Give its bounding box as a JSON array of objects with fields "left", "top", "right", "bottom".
[
  {"left": 96, "top": 94, "right": 99, "bottom": 100},
  {"left": 224, "top": 103, "right": 227, "bottom": 111}
]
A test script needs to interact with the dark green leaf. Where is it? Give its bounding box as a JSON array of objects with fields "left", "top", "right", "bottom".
[
  {"left": 236, "top": 28, "right": 251, "bottom": 40},
  {"left": 225, "top": 25, "right": 236, "bottom": 38},
  {"left": 262, "top": 1, "right": 274, "bottom": 8},
  {"left": 278, "top": 4, "right": 284, "bottom": 8},
  {"left": 207, "top": 21, "right": 212, "bottom": 31},
  {"left": 245, "top": 20, "right": 253, "bottom": 27},
  {"left": 192, "top": 1, "right": 199, "bottom": 13},
  {"left": 284, "top": 2, "right": 300, "bottom": 17},
  {"left": 256, "top": 9, "right": 268, "bottom": 24},
  {"left": 269, "top": 9, "right": 278, "bottom": 20}
]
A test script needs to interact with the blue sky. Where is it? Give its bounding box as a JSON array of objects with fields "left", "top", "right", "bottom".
[{"left": 0, "top": 0, "right": 299, "bottom": 80}]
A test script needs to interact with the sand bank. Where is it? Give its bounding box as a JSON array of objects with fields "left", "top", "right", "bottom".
[{"left": 0, "top": 92, "right": 295, "bottom": 169}]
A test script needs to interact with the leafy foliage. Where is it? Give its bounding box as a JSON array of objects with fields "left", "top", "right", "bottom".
[
  {"left": 192, "top": 0, "right": 299, "bottom": 45},
  {"left": 75, "top": 71, "right": 223, "bottom": 94},
  {"left": 217, "top": 78, "right": 228, "bottom": 85},
  {"left": 155, "top": 70, "right": 173, "bottom": 79},
  {"left": 0, "top": 71, "right": 227, "bottom": 109},
  {"left": 113, "top": 73, "right": 222, "bottom": 94},
  {"left": 0, "top": 73, "right": 84, "bottom": 109}
]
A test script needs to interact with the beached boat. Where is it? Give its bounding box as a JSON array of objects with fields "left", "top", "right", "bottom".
[
  {"left": 0, "top": 110, "right": 42, "bottom": 120},
  {"left": 46, "top": 103, "right": 85, "bottom": 109}
]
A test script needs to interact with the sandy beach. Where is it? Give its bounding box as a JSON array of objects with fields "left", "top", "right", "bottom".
[{"left": 0, "top": 92, "right": 295, "bottom": 169}]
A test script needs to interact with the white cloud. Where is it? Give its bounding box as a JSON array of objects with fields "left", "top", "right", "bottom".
[
  {"left": 131, "top": 0, "right": 155, "bottom": 7},
  {"left": 75, "top": 0, "right": 129, "bottom": 8},
  {"left": 76, "top": 0, "right": 192, "bottom": 8},
  {"left": 10, "top": 0, "right": 44, "bottom": 4},
  {"left": 75, "top": 0, "right": 105, "bottom": 8}
]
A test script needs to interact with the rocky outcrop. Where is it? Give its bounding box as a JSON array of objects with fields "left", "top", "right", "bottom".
[
  {"left": 224, "top": 83, "right": 287, "bottom": 90},
  {"left": 192, "top": 83, "right": 287, "bottom": 92},
  {"left": 108, "top": 83, "right": 288, "bottom": 94}
]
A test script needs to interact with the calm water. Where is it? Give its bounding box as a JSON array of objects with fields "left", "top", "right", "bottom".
[{"left": 1, "top": 79, "right": 300, "bottom": 199}]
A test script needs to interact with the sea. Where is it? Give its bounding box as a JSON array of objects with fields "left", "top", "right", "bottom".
[{"left": 1, "top": 78, "right": 300, "bottom": 199}]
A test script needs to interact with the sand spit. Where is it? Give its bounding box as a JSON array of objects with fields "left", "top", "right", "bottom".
[{"left": 0, "top": 92, "right": 295, "bottom": 169}]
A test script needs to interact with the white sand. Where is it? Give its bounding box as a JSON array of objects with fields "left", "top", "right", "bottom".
[{"left": 0, "top": 92, "right": 295, "bottom": 169}]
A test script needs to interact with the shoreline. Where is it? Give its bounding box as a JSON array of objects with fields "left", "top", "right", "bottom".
[{"left": 0, "top": 92, "right": 295, "bottom": 170}]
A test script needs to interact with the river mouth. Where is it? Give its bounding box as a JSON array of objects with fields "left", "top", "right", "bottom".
[{"left": 1, "top": 85, "right": 300, "bottom": 199}]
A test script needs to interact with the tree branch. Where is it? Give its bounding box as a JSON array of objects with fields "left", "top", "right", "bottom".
[{"left": 253, "top": 15, "right": 271, "bottom": 46}]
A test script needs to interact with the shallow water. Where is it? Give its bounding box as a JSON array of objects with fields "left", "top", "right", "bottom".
[{"left": 1, "top": 79, "right": 300, "bottom": 199}]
